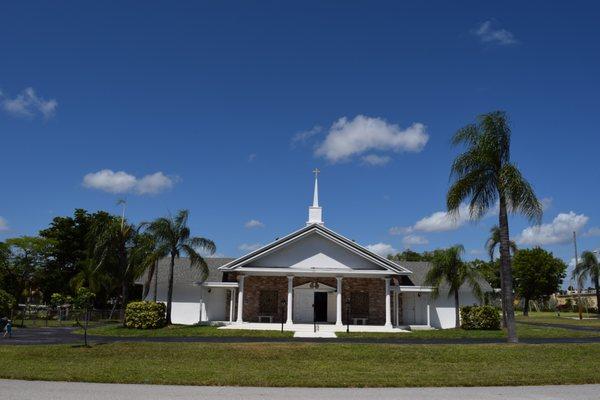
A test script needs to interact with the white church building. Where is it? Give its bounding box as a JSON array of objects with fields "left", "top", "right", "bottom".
[{"left": 143, "top": 172, "right": 491, "bottom": 332}]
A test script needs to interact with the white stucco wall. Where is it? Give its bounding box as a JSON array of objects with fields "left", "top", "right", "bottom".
[
  {"left": 402, "top": 290, "right": 483, "bottom": 329},
  {"left": 145, "top": 283, "right": 203, "bottom": 325},
  {"left": 249, "top": 232, "right": 385, "bottom": 271}
]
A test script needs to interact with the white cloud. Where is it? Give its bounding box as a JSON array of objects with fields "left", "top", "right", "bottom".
[
  {"left": 245, "top": 219, "right": 265, "bottom": 229},
  {"left": 136, "top": 172, "right": 175, "bottom": 194},
  {"left": 402, "top": 234, "right": 428, "bottom": 247},
  {"left": 315, "top": 115, "right": 428, "bottom": 163},
  {"left": 469, "top": 249, "right": 484, "bottom": 256},
  {"left": 1, "top": 87, "right": 57, "bottom": 119},
  {"left": 472, "top": 21, "right": 517, "bottom": 45},
  {"left": 291, "top": 125, "right": 322, "bottom": 146},
  {"left": 0, "top": 216, "right": 9, "bottom": 231},
  {"left": 365, "top": 242, "right": 398, "bottom": 257},
  {"left": 518, "top": 211, "right": 588, "bottom": 245},
  {"left": 83, "top": 169, "right": 176, "bottom": 195},
  {"left": 361, "top": 154, "right": 391, "bottom": 166},
  {"left": 389, "top": 226, "right": 413, "bottom": 235},
  {"left": 584, "top": 227, "right": 600, "bottom": 237},
  {"left": 413, "top": 203, "right": 473, "bottom": 233},
  {"left": 541, "top": 197, "right": 553, "bottom": 211},
  {"left": 239, "top": 243, "right": 262, "bottom": 252}
]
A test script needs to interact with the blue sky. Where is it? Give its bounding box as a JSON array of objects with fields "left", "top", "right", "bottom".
[{"left": 1, "top": 1, "right": 599, "bottom": 284}]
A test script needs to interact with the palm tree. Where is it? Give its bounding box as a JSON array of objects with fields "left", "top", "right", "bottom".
[
  {"left": 485, "top": 225, "right": 518, "bottom": 262},
  {"left": 572, "top": 251, "right": 600, "bottom": 317},
  {"left": 448, "top": 111, "right": 542, "bottom": 343},
  {"left": 145, "top": 210, "right": 216, "bottom": 324},
  {"left": 424, "top": 245, "right": 483, "bottom": 328},
  {"left": 70, "top": 258, "right": 110, "bottom": 294}
]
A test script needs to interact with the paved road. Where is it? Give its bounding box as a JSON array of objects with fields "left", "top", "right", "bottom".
[
  {"left": 1, "top": 379, "right": 599, "bottom": 400},
  {"left": 3, "top": 326, "right": 600, "bottom": 345}
]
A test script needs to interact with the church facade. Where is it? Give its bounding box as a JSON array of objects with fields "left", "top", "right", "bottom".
[{"left": 144, "top": 172, "right": 491, "bottom": 331}]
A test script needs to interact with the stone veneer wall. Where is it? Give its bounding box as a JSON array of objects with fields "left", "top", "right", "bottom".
[{"left": 227, "top": 272, "right": 395, "bottom": 325}]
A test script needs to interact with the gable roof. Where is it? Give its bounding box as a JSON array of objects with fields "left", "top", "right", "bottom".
[
  {"left": 391, "top": 261, "right": 493, "bottom": 292},
  {"left": 219, "top": 223, "right": 411, "bottom": 274},
  {"left": 136, "top": 257, "right": 235, "bottom": 286}
]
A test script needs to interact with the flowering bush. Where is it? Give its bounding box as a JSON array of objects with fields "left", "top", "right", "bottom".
[
  {"left": 125, "top": 301, "right": 166, "bottom": 329},
  {"left": 460, "top": 305, "right": 501, "bottom": 330}
]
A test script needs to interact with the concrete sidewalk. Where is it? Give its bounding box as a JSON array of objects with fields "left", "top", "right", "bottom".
[{"left": 1, "top": 379, "right": 598, "bottom": 400}]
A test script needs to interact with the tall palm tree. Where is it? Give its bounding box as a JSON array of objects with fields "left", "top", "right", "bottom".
[
  {"left": 448, "top": 111, "right": 542, "bottom": 343},
  {"left": 572, "top": 251, "right": 600, "bottom": 317},
  {"left": 145, "top": 210, "right": 216, "bottom": 324},
  {"left": 424, "top": 245, "right": 483, "bottom": 328},
  {"left": 485, "top": 225, "right": 518, "bottom": 262},
  {"left": 70, "top": 258, "right": 110, "bottom": 294}
]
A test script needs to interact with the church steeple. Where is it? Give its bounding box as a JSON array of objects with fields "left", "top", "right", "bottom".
[{"left": 307, "top": 168, "right": 323, "bottom": 225}]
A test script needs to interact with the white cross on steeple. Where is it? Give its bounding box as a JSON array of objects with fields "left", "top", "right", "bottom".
[{"left": 307, "top": 168, "right": 323, "bottom": 225}]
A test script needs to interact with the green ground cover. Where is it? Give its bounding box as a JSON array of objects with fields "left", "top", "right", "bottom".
[
  {"left": 516, "top": 311, "right": 600, "bottom": 328},
  {"left": 78, "top": 324, "right": 293, "bottom": 338},
  {"left": 1, "top": 342, "right": 599, "bottom": 387}
]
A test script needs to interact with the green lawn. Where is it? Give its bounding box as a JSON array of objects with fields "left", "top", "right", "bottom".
[
  {"left": 516, "top": 311, "right": 600, "bottom": 328},
  {"left": 79, "top": 324, "right": 294, "bottom": 338},
  {"left": 77, "top": 320, "right": 600, "bottom": 340},
  {"left": 1, "top": 342, "right": 599, "bottom": 387}
]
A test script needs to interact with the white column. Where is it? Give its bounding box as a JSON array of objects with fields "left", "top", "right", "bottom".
[
  {"left": 286, "top": 276, "right": 293, "bottom": 325},
  {"left": 229, "top": 289, "right": 235, "bottom": 322},
  {"left": 426, "top": 297, "right": 431, "bottom": 327},
  {"left": 236, "top": 275, "right": 245, "bottom": 323},
  {"left": 384, "top": 278, "right": 392, "bottom": 327},
  {"left": 335, "top": 277, "right": 343, "bottom": 326}
]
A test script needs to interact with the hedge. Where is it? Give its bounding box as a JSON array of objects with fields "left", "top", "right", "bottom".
[
  {"left": 0, "top": 289, "right": 15, "bottom": 317},
  {"left": 125, "top": 301, "right": 166, "bottom": 329},
  {"left": 460, "top": 305, "right": 501, "bottom": 330}
]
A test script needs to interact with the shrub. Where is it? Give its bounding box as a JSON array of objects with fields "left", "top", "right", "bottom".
[
  {"left": 125, "top": 301, "right": 166, "bottom": 329},
  {"left": 0, "top": 289, "right": 15, "bottom": 317},
  {"left": 460, "top": 305, "right": 501, "bottom": 330}
]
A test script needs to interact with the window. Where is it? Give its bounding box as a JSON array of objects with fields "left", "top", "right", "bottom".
[
  {"left": 259, "top": 290, "right": 279, "bottom": 315},
  {"left": 350, "top": 292, "right": 369, "bottom": 317}
]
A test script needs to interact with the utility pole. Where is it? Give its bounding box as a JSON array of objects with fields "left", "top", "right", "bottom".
[
  {"left": 117, "top": 199, "right": 126, "bottom": 229},
  {"left": 573, "top": 231, "right": 583, "bottom": 320}
]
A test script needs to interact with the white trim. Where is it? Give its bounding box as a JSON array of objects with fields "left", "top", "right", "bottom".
[
  {"left": 394, "top": 286, "right": 434, "bottom": 292},
  {"left": 227, "top": 267, "right": 395, "bottom": 277},
  {"left": 202, "top": 282, "right": 239, "bottom": 288}
]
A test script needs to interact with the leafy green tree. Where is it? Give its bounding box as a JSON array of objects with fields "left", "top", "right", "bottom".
[
  {"left": 388, "top": 250, "right": 434, "bottom": 262},
  {"left": 73, "top": 287, "right": 96, "bottom": 347},
  {"left": 4, "top": 236, "right": 53, "bottom": 303},
  {"left": 424, "top": 245, "right": 484, "bottom": 328},
  {"left": 468, "top": 259, "right": 501, "bottom": 289},
  {"left": 69, "top": 258, "right": 111, "bottom": 295},
  {"left": 512, "top": 248, "right": 566, "bottom": 316},
  {"left": 572, "top": 251, "right": 600, "bottom": 317},
  {"left": 447, "top": 111, "right": 542, "bottom": 343},
  {"left": 145, "top": 210, "right": 216, "bottom": 324}
]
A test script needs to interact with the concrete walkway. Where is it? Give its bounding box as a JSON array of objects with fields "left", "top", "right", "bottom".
[{"left": 1, "top": 379, "right": 598, "bottom": 400}]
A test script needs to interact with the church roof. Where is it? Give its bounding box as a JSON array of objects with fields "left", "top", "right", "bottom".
[
  {"left": 219, "top": 223, "right": 411, "bottom": 275},
  {"left": 136, "top": 257, "right": 234, "bottom": 286}
]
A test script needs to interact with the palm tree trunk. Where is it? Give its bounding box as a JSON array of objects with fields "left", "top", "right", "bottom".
[
  {"left": 523, "top": 297, "right": 529, "bottom": 317},
  {"left": 499, "top": 196, "right": 518, "bottom": 343},
  {"left": 153, "top": 260, "right": 158, "bottom": 302},
  {"left": 594, "top": 276, "right": 600, "bottom": 318},
  {"left": 166, "top": 253, "right": 175, "bottom": 324},
  {"left": 454, "top": 290, "right": 460, "bottom": 328},
  {"left": 121, "top": 281, "right": 129, "bottom": 327}
]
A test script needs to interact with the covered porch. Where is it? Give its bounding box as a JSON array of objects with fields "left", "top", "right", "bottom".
[{"left": 222, "top": 271, "right": 433, "bottom": 331}]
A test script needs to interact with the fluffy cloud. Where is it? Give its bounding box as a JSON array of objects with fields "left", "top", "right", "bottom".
[
  {"left": 402, "top": 234, "right": 428, "bottom": 247},
  {"left": 245, "top": 219, "right": 265, "bottom": 229},
  {"left": 291, "top": 125, "right": 323, "bottom": 147},
  {"left": 361, "top": 154, "right": 391, "bottom": 166},
  {"left": 0, "top": 216, "right": 9, "bottom": 231},
  {"left": 472, "top": 21, "right": 517, "bottom": 45},
  {"left": 315, "top": 115, "right": 428, "bottom": 163},
  {"left": 365, "top": 242, "right": 398, "bottom": 257},
  {"left": 583, "top": 227, "right": 600, "bottom": 237},
  {"left": 239, "top": 243, "right": 262, "bottom": 252},
  {"left": 518, "top": 212, "right": 589, "bottom": 245},
  {"left": 389, "top": 226, "right": 412, "bottom": 235},
  {"left": 83, "top": 170, "right": 176, "bottom": 195},
  {"left": 540, "top": 197, "right": 553, "bottom": 211},
  {"left": 1, "top": 87, "right": 57, "bottom": 119}
]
